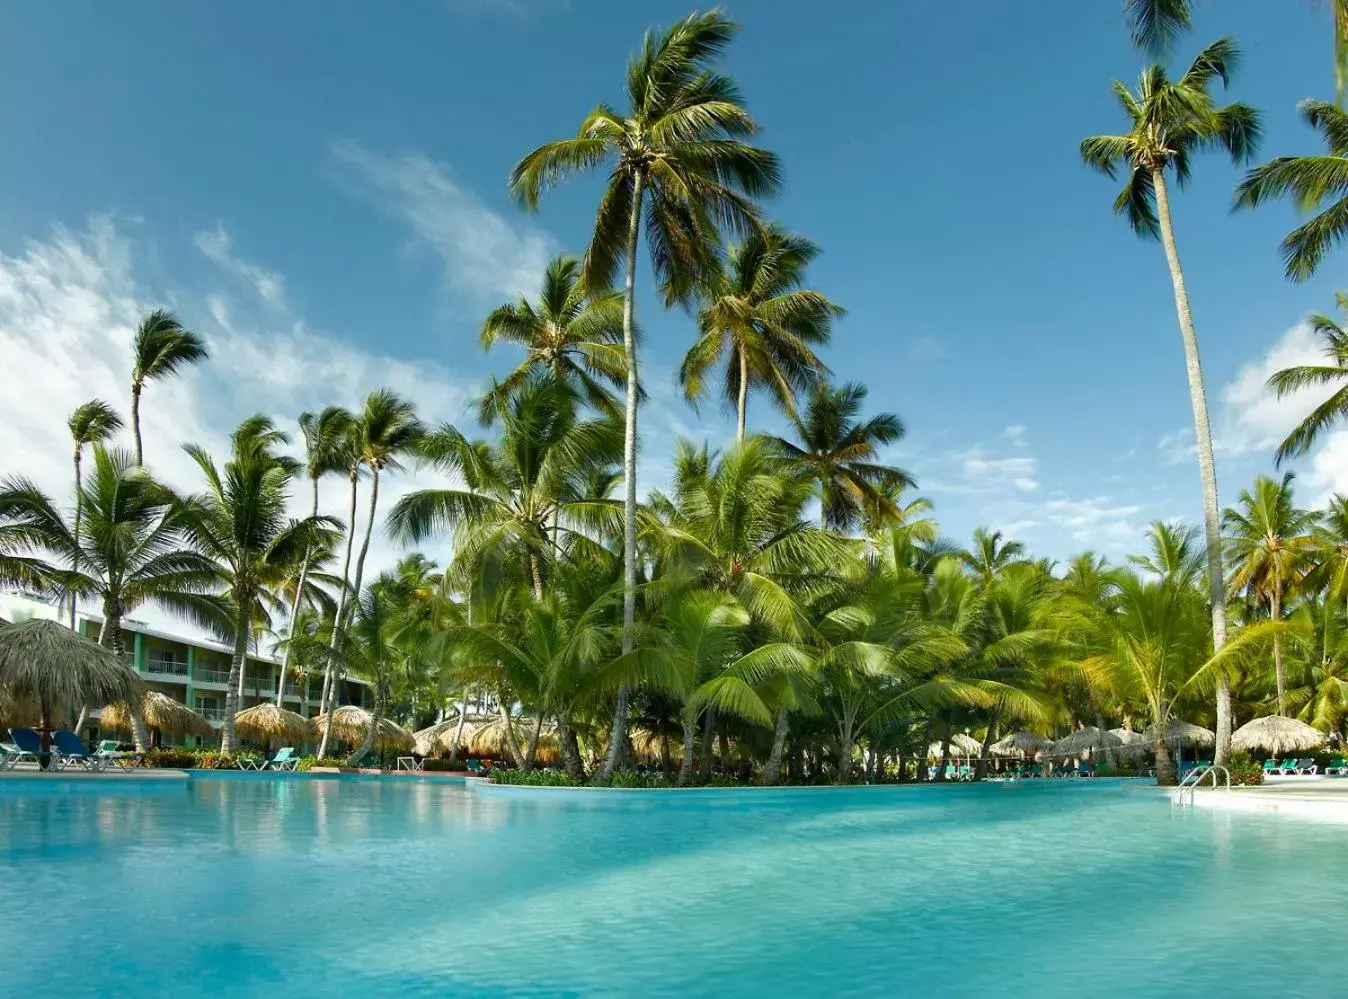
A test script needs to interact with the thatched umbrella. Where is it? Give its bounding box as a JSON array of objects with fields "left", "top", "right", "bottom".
[
  {"left": 312, "top": 705, "right": 413, "bottom": 752},
  {"left": 412, "top": 716, "right": 466, "bottom": 756},
  {"left": 990, "top": 731, "right": 1051, "bottom": 756},
  {"left": 1143, "top": 719, "right": 1215, "bottom": 747},
  {"left": 928, "top": 733, "right": 982, "bottom": 759},
  {"left": 1051, "top": 727, "right": 1123, "bottom": 757},
  {"left": 102, "top": 691, "right": 214, "bottom": 744},
  {"left": 1109, "top": 727, "right": 1147, "bottom": 746},
  {"left": 0, "top": 619, "right": 142, "bottom": 751},
  {"left": 233, "top": 703, "right": 311, "bottom": 748},
  {"left": 468, "top": 714, "right": 533, "bottom": 757},
  {"left": 1231, "top": 716, "right": 1327, "bottom": 756}
]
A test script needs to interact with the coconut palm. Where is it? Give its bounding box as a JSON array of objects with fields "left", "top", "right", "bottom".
[
  {"left": 1080, "top": 37, "right": 1260, "bottom": 764},
  {"left": 66, "top": 400, "right": 123, "bottom": 629},
  {"left": 1224, "top": 473, "right": 1316, "bottom": 716},
  {"left": 510, "top": 8, "right": 780, "bottom": 779},
  {"left": 1129, "top": 520, "right": 1205, "bottom": 589},
  {"left": 680, "top": 224, "right": 842, "bottom": 440},
  {"left": 129, "top": 309, "right": 208, "bottom": 467},
  {"left": 961, "top": 529, "right": 1028, "bottom": 586},
  {"left": 0, "top": 447, "right": 225, "bottom": 750},
  {"left": 178, "top": 417, "right": 334, "bottom": 753},
  {"left": 1236, "top": 102, "right": 1348, "bottom": 281},
  {"left": 1262, "top": 297, "right": 1348, "bottom": 462},
  {"left": 768, "top": 382, "right": 913, "bottom": 532},
  {"left": 479, "top": 254, "right": 628, "bottom": 422}
]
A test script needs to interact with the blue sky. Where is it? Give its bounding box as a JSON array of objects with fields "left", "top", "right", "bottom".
[{"left": 1, "top": 0, "right": 1345, "bottom": 581}]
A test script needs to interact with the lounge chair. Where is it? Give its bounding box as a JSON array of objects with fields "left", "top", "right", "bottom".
[
  {"left": 1278, "top": 758, "right": 1300, "bottom": 775},
  {"left": 262, "top": 747, "right": 298, "bottom": 771},
  {"left": 1295, "top": 758, "right": 1319, "bottom": 776},
  {"left": 3, "top": 728, "right": 44, "bottom": 769},
  {"left": 956, "top": 765, "right": 971, "bottom": 780},
  {"left": 465, "top": 758, "right": 487, "bottom": 775},
  {"left": 1077, "top": 762, "right": 1094, "bottom": 778},
  {"left": 94, "top": 740, "right": 136, "bottom": 768},
  {"left": 1326, "top": 757, "right": 1347, "bottom": 776},
  {"left": 1262, "top": 759, "right": 1281, "bottom": 776},
  {"left": 52, "top": 730, "right": 104, "bottom": 772}
]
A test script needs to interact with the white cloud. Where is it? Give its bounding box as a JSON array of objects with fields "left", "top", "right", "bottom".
[
  {"left": 1003, "top": 424, "right": 1027, "bottom": 447},
  {"left": 1040, "top": 496, "right": 1142, "bottom": 545},
  {"left": 193, "top": 224, "right": 286, "bottom": 307},
  {"left": 332, "top": 140, "right": 553, "bottom": 300},
  {"left": 0, "top": 217, "right": 477, "bottom": 641},
  {"left": 960, "top": 451, "right": 1039, "bottom": 492}
]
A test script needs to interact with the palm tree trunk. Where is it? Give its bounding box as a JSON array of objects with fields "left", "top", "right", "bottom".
[
  {"left": 450, "top": 693, "right": 472, "bottom": 759},
  {"left": 130, "top": 382, "right": 144, "bottom": 467},
  {"left": 1151, "top": 166, "right": 1232, "bottom": 764},
  {"left": 701, "top": 707, "right": 716, "bottom": 780},
  {"left": 347, "top": 466, "right": 380, "bottom": 629},
  {"left": 277, "top": 477, "right": 319, "bottom": 708},
  {"left": 523, "top": 712, "right": 544, "bottom": 770},
  {"left": 529, "top": 554, "right": 545, "bottom": 601},
  {"left": 557, "top": 714, "right": 585, "bottom": 781},
  {"left": 977, "top": 708, "right": 1001, "bottom": 780},
  {"left": 344, "top": 688, "right": 384, "bottom": 768},
  {"left": 497, "top": 701, "right": 524, "bottom": 768},
  {"left": 659, "top": 730, "right": 671, "bottom": 777},
  {"left": 220, "top": 604, "right": 249, "bottom": 753},
  {"left": 318, "top": 469, "right": 360, "bottom": 758},
  {"left": 69, "top": 448, "right": 83, "bottom": 631},
  {"left": 762, "top": 706, "right": 790, "bottom": 786},
  {"left": 99, "top": 604, "right": 150, "bottom": 753},
  {"left": 599, "top": 169, "right": 646, "bottom": 782},
  {"left": 678, "top": 716, "right": 697, "bottom": 786},
  {"left": 1272, "top": 590, "right": 1287, "bottom": 716},
  {"left": 736, "top": 343, "right": 748, "bottom": 442},
  {"left": 1153, "top": 728, "right": 1178, "bottom": 786}
]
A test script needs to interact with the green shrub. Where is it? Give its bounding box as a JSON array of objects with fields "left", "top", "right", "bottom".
[
  {"left": 195, "top": 751, "right": 242, "bottom": 770},
  {"left": 492, "top": 768, "right": 577, "bottom": 787},
  {"left": 138, "top": 748, "right": 198, "bottom": 769},
  {"left": 422, "top": 758, "right": 464, "bottom": 772},
  {"left": 295, "top": 756, "right": 344, "bottom": 772},
  {"left": 1225, "top": 752, "right": 1264, "bottom": 786}
]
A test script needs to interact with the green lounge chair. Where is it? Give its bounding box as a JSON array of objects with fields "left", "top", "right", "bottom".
[
  {"left": 1262, "top": 759, "right": 1281, "bottom": 776},
  {"left": 465, "top": 758, "right": 486, "bottom": 774},
  {"left": 1326, "top": 758, "right": 1347, "bottom": 776},
  {"left": 94, "top": 740, "right": 136, "bottom": 768},
  {"left": 263, "top": 747, "right": 298, "bottom": 771},
  {"left": 1278, "top": 758, "right": 1299, "bottom": 775},
  {"left": 956, "top": 765, "right": 971, "bottom": 780}
]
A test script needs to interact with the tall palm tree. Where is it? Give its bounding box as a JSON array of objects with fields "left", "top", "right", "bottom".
[
  {"left": 0, "top": 447, "right": 225, "bottom": 750},
  {"left": 1236, "top": 102, "right": 1348, "bottom": 281},
  {"left": 129, "top": 309, "right": 208, "bottom": 466},
  {"left": 1129, "top": 520, "right": 1205, "bottom": 589},
  {"left": 1125, "top": 0, "right": 1348, "bottom": 104},
  {"left": 680, "top": 224, "right": 842, "bottom": 440},
  {"left": 479, "top": 254, "right": 627, "bottom": 421},
  {"left": 66, "top": 400, "right": 123, "bottom": 629},
  {"left": 1080, "top": 37, "right": 1260, "bottom": 764},
  {"left": 1224, "top": 472, "right": 1316, "bottom": 716},
  {"left": 768, "top": 381, "right": 913, "bottom": 532},
  {"left": 509, "top": 9, "right": 780, "bottom": 779},
  {"left": 1263, "top": 297, "right": 1348, "bottom": 464},
  {"left": 178, "top": 417, "right": 332, "bottom": 753},
  {"left": 961, "top": 528, "right": 1028, "bottom": 587},
  {"left": 276, "top": 406, "right": 352, "bottom": 708}
]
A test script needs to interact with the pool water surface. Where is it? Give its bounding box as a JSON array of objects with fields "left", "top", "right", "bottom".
[{"left": 1, "top": 775, "right": 1342, "bottom": 997}]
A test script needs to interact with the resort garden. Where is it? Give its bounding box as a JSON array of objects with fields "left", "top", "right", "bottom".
[{"left": 7, "top": 4, "right": 1348, "bottom": 789}]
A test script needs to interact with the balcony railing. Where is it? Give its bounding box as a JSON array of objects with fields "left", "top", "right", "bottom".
[
  {"left": 196, "top": 669, "right": 231, "bottom": 685},
  {"left": 143, "top": 656, "right": 189, "bottom": 677},
  {"left": 198, "top": 707, "right": 226, "bottom": 723}
]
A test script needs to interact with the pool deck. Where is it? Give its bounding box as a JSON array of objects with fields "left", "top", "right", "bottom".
[
  {"left": 1190, "top": 776, "right": 1348, "bottom": 823},
  {"left": 0, "top": 764, "right": 188, "bottom": 782}
]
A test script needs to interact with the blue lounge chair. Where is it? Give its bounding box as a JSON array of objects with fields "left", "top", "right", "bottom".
[
  {"left": 3, "top": 728, "right": 44, "bottom": 769},
  {"left": 1077, "top": 761, "right": 1094, "bottom": 778},
  {"left": 52, "top": 730, "right": 104, "bottom": 772}
]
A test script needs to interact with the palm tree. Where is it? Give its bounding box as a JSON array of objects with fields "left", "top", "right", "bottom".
[
  {"left": 275, "top": 406, "right": 352, "bottom": 708},
  {"left": 1236, "top": 102, "right": 1348, "bottom": 281},
  {"left": 1224, "top": 473, "right": 1316, "bottom": 715},
  {"left": 768, "top": 381, "right": 913, "bottom": 531},
  {"left": 510, "top": 9, "right": 780, "bottom": 779},
  {"left": 479, "top": 254, "right": 627, "bottom": 421},
  {"left": 1125, "top": 0, "right": 1348, "bottom": 103},
  {"left": 66, "top": 400, "right": 123, "bottom": 629},
  {"left": 0, "top": 447, "right": 225, "bottom": 750},
  {"left": 961, "top": 528, "right": 1027, "bottom": 586},
  {"left": 1080, "top": 37, "right": 1260, "bottom": 764},
  {"left": 680, "top": 224, "right": 842, "bottom": 440},
  {"left": 129, "top": 309, "right": 208, "bottom": 466},
  {"left": 1129, "top": 520, "right": 1205, "bottom": 588},
  {"left": 1263, "top": 296, "right": 1348, "bottom": 462},
  {"left": 178, "top": 417, "right": 332, "bottom": 753}
]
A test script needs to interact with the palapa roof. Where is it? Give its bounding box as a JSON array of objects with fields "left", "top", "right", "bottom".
[
  {"left": 1050, "top": 726, "right": 1123, "bottom": 756},
  {"left": 1231, "top": 715, "right": 1327, "bottom": 755},
  {"left": 412, "top": 716, "right": 470, "bottom": 756},
  {"left": 0, "top": 619, "right": 141, "bottom": 719},
  {"left": 101, "top": 691, "right": 214, "bottom": 738},
  {"left": 312, "top": 705, "right": 414, "bottom": 751},
  {"left": 233, "top": 703, "right": 312, "bottom": 744},
  {"left": 1143, "top": 718, "right": 1215, "bottom": 747},
  {"left": 989, "top": 731, "right": 1051, "bottom": 756},
  {"left": 928, "top": 733, "right": 982, "bottom": 758}
]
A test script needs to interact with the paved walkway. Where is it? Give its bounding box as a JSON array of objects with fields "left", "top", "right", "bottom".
[{"left": 1191, "top": 776, "right": 1348, "bottom": 823}]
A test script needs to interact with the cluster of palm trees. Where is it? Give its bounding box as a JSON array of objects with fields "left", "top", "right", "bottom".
[{"left": 10, "top": 6, "right": 1348, "bottom": 786}]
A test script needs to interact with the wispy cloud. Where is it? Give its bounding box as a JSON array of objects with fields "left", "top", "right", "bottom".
[
  {"left": 193, "top": 224, "right": 287, "bottom": 307},
  {"left": 332, "top": 139, "right": 553, "bottom": 300}
]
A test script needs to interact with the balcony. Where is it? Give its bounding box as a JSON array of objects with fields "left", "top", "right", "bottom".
[
  {"left": 195, "top": 669, "right": 232, "bottom": 687},
  {"left": 198, "top": 707, "right": 226, "bottom": 724},
  {"left": 143, "top": 656, "right": 189, "bottom": 678}
]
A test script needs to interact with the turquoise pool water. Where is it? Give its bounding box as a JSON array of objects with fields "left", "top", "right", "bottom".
[{"left": 1, "top": 775, "right": 1342, "bottom": 997}]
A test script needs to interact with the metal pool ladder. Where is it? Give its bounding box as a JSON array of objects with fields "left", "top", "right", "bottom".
[{"left": 1171, "top": 765, "right": 1231, "bottom": 806}]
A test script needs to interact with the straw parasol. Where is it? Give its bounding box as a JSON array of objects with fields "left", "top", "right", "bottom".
[
  {"left": 0, "top": 619, "right": 142, "bottom": 738},
  {"left": 102, "top": 691, "right": 214, "bottom": 740},
  {"left": 928, "top": 733, "right": 983, "bottom": 759},
  {"left": 233, "top": 703, "right": 311, "bottom": 746},
  {"left": 1051, "top": 727, "right": 1123, "bottom": 756},
  {"left": 312, "top": 705, "right": 413, "bottom": 751},
  {"left": 1143, "top": 718, "right": 1215, "bottom": 747},
  {"left": 1110, "top": 727, "right": 1148, "bottom": 746},
  {"left": 412, "top": 716, "right": 468, "bottom": 756},
  {"left": 989, "top": 731, "right": 1051, "bottom": 756},
  {"left": 467, "top": 714, "right": 553, "bottom": 757},
  {"left": 1231, "top": 716, "right": 1327, "bottom": 756}
]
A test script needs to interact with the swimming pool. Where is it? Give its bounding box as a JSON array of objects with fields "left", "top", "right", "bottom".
[{"left": 1, "top": 775, "right": 1341, "bottom": 997}]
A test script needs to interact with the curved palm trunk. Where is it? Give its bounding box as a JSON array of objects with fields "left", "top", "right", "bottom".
[
  {"left": 701, "top": 707, "right": 716, "bottom": 780},
  {"left": 1152, "top": 167, "right": 1232, "bottom": 764},
  {"left": 522, "top": 712, "right": 544, "bottom": 770},
  {"left": 1272, "top": 590, "right": 1287, "bottom": 716},
  {"left": 220, "top": 604, "right": 249, "bottom": 753},
  {"left": 449, "top": 692, "right": 473, "bottom": 758},
  {"left": 1153, "top": 732, "right": 1178, "bottom": 786},
  {"left": 318, "top": 469, "right": 360, "bottom": 758},
  {"left": 100, "top": 605, "right": 151, "bottom": 753},
  {"left": 344, "top": 687, "right": 384, "bottom": 768},
  {"left": 130, "top": 382, "right": 144, "bottom": 467},
  {"left": 736, "top": 343, "right": 748, "bottom": 442},
  {"left": 277, "top": 477, "right": 320, "bottom": 709},
  {"left": 677, "top": 716, "right": 697, "bottom": 786},
  {"left": 557, "top": 714, "right": 586, "bottom": 781},
  {"left": 762, "top": 706, "right": 790, "bottom": 786},
  {"left": 598, "top": 170, "right": 646, "bottom": 782},
  {"left": 347, "top": 466, "right": 381, "bottom": 629},
  {"left": 497, "top": 700, "right": 525, "bottom": 768},
  {"left": 69, "top": 448, "right": 83, "bottom": 630},
  {"left": 977, "top": 708, "right": 1001, "bottom": 780}
]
